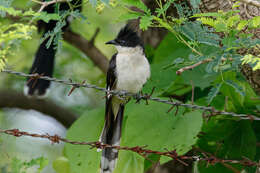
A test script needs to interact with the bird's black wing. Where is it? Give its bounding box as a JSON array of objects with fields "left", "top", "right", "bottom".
[
  {"left": 106, "top": 53, "right": 117, "bottom": 91},
  {"left": 103, "top": 53, "right": 117, "bottom": 142},
  {"left": 100, "top": 53, "right": 125, "bottom": 173}
]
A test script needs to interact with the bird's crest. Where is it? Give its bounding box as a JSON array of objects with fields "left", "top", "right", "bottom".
[{"left": 115, "top": 24, "right": 143, "bottom": 47}]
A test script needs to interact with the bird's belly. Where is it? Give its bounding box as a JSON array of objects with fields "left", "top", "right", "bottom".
[{"left": 116, "top": 57, "right": 150, "bottom": 93}]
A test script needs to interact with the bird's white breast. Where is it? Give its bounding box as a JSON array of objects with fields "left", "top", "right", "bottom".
[{"left": 115, "top": 46, "right": 150, "bottom": 93}]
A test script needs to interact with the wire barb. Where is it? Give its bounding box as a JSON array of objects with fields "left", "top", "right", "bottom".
[
  {"left": 0, "top": 128, "right": 259, "bottom": 168},
  {"left": 2, "top": 69, "right": 260, "bottom": 121},
  {"left": 68, "top": 80, "right": 86, "bottom": 96}
]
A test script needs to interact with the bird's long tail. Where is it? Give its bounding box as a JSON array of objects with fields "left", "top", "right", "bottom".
[
  {"left": 24, "top": 34, "right": 56, "bottom": 97},
  {"left": 24, "top": 0, "right": 83, "bottom": 97},
  {"left": 100, "top": 99, "right": 125, "bottom": 173}
]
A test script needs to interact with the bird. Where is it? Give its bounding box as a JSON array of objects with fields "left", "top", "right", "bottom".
[
  {"left": 100, "top": 24, "right": 151, "bottom": 173},
  {"left": 24, "top": 0, "right": 82, "bottom": 97}
]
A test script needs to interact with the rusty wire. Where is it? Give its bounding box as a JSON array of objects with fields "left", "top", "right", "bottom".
[
  {"left": 2, "top": 0, "right": 260, "bottom": 170},
  {"left": 2, "top": 69, "right": 260, "bottom": 121},
  {"left": 0, "top": 128, "right": 259, "bottom": 168}
]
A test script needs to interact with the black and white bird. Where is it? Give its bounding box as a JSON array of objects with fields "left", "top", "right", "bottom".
[
  {"left": 100, "top": 25, "right": 150, "bottom": 173},
  {"left": 24, "top": 0, "right": 82, "bottom": 97}
]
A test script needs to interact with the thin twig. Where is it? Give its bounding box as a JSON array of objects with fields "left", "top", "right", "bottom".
[
  {"left": 176, "top": 59, "right": 212, "bottom": 75},
  {"left": 191, "top": 80, "right": 194, "bottom": 105},
  {"left": 32, "top": 0, "right": 68, "bottom": 13},
  {"left": 29, "top": 0, "right": 68, "bottom": 24},
  {"left": 89, "top": 28, "right": 100, "bottom": 45}
]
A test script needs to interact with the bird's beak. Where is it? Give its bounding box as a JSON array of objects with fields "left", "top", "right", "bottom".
[{"left": 105, "top": 40, "right": 117, "bottom": 45}]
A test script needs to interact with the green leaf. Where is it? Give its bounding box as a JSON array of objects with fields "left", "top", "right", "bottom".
[
  {"left": 226, "top": 15, "right": 240, "bottom": 28},
  {"left": 34, "top": 11, "right": 61, "bottom": 23},
  {"left": 215, "top": 22, "right": 227, "bottom": 32},
  {"left": 144, "top": 154, "right": 160, "bottom": 172},
  {"left": 222, "top": 36, "right": 236, "bottom": 48},
  {"left": 198, "top": 163, "right": 234, "bottom": 173},
  {"left": 65, "top": 101, "right": 203, "bottom": 173},
  {"left": 251, "top": 16, "right": 260, "bottom": 28},
  {"left": 142, "top": 33, "right": 191, "bottom": 95},
  {"left": 117, "top": 11, "right": 142, "bottom": 22},
  {"left": 162, "top": 76, "right": 192, "bottom": 97},
  {"left": 237, "top": 20, "right": 248, "bottom": 31},
  {"left": 241, "top": 54, "right": 260, "bottom": 71},
  {"left": 198, "top": 120, "right": 256, "bottom": 172},
  {"left": 0, "top": 23, "right": 36, "bottom": 71},
  {"left": 36, "top": 157, "right": 49, "bottom": 173},
  {"left": 140, "top": 15, "right": 153, "bottom": 30},
  {"left": 0, "top": 5, "right": 21, "bottom": 16},
  {"left": 192, "top": 12, "right": 222, "bottom": 18},
  {"left": 225, "top": 80, "right": 245, "bottom": 97},
  {"left": 207, "top": 83, "right": 223, "bottom": 104},
  {"left": 205, "top": 60, "right": 216, "bottom": 73},
  {"left": 142, "top": 63, "right": 178, "bottom": 95},
  {"left": 53, "top": 157, "right": 71, "bottom": 173},
  {"left": 153, "top": 33, "right": 191, "bottom": 63},
  {"left": 243, "top": 82, "right": 260, "bottom": 108},
  {"left": 173, "top": 57, "right": 185, "bottom": 64},
  {"left": 0, "top": 0, "right": 13, "bottom": 17},
  {"left": 190, "top": 0, "right": 201, "bottom": 9},
  {"left": 122, "top": 0, "right": 149, "bottom": 13},
  {"left": 162, "top": 57, "right": 184, "bottom": 69},
  {"left": 223, "top": 121, "right": 256, "bottom": 159},
  {"left": 178, "top": 21, "right": 220, "bottom": 47},
  {"left": 182, "top": 64, "right": 218, "bottom": 89},
  {"left": 217, "top": 72, "right": 245, "bottom": 112},
  {"left": 11, "top": 158, "right": 23, "bottom": 173}
]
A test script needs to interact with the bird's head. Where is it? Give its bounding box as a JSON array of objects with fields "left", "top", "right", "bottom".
[{"left": 106, "top": 24, "right": 143, "bottom": 53}]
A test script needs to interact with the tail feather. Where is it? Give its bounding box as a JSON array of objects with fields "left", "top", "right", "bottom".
[
  {"left": 25, "top": 13, "right": 57, "bottom": 97},
  {"left": 25, "top": 37, "right": 56, "bottom": 97},
  {"left": 100, "top": 100, "right": 125, "bottom": 173},
  {"left": 25, "top": 0, "right": 83, "bottom": 97}
]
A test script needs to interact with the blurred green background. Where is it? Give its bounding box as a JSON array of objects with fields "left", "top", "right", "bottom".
[{"left": 0, "top": 1, "right": 126, "bottom": 172}]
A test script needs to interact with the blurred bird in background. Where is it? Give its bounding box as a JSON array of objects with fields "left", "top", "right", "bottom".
[{"left": 24, "top": 0, "right": 82, "bottom": 97}]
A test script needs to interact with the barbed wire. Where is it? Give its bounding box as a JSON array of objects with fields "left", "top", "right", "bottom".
[
  {"left": 0, "top": 128, "right": 259, "bottom": 168},
  {"left": 2, "top": 69, "right": 260, "bottom": 121}
]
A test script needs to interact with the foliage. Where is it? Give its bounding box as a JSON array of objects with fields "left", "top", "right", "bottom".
[
  {"left": 119, "top": 0, "right": 260, "bottom": 71},
  {"left": 0, "top": 1, "right": 85, "bottom": 71},
  {"left": 0, "top": 23, "right": 36, "bottom": 71},
  {"left": 194, "top": 4, "right": 260, "bottom": 71},
  {"left": 9, "top": 157, "right": 48, "bottom": 173},
  {"left": 65, "top": 101, "right": 203, "bottom": 173},
  {"left": 53, "top": 157, "right": 71, "bottom": 173},
  {"left": 0, "top": 4, "right": 39, "bottom": 71},
  {"left": 242, "top": 54, "right": 260, "bottom": 71},
  {"left": 1, "top": 0, "right": 260, "bottom": 173}
]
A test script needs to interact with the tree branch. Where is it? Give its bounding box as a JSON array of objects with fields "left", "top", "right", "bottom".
[
  {"left": 31, "top": 0, "right": 68, "bottom": 12},
  {"left": 239, "top": 0, "right": 260, "bottom": 8},
  {"left": 63, "top": 29, "right": 109, "bottom": 73},
  {"left": 0, "top": 89, "right": 77, "bottom": 128},
  {"left": 176, "top": 59, "right": 212, "bottom": 75}
]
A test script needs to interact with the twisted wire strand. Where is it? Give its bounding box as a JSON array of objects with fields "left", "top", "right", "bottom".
[{"left": 2, "top": 69, "right": 260, "bottom": 120}]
